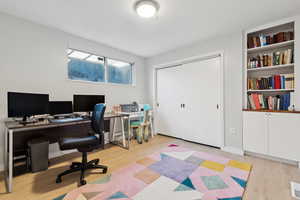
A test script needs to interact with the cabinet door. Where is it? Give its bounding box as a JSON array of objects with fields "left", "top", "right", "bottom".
[
  {"left": 181, "top": 57, "right": 222, "bottom": 147},
  {"left": 156, "top": 66, "right": 185, "bottom": 138},
  {"left": 268, "top": 113, "right": 300, "bottom": 161},
  {"left": 243, "top": 112, "right": 268, "bottom": 154}
]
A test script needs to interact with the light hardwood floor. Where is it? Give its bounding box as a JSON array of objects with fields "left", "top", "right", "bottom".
[{"left": 0, "top": 135, "right": 299, "bottom": 200}]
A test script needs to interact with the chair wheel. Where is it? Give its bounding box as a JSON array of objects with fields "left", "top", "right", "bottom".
[
  {"left": 80, "top": 180, "right": 87, "bottom": 185},
  {"left": 70, "top": 164, "right": 76, "bottom": 169},
  {"left": 103, "top": 167, "right": 108, "bottom": 174},
  {"left": 56, "top": 177, "right": 62, "bottom": 184}
]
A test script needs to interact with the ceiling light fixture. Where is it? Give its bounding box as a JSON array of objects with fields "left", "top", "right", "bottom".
[{"left": 135, "top": 0, "right": 159, "bottom": 18}]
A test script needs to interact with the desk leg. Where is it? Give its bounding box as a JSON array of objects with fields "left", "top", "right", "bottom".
[
  {"left": 112, "top": 118, "right": 117, "bottom": 142},
  {"left": 127, "top": 117, "right": 131, "bottom": 149},
  {"left": 4, "top": 127, "right": 7, "bottom": 175},
  {"left": 120, "top": 117, "right": 126, "bottom": 148},
  {"left": 4, "top": 127, "right": 8, "bottom": 192},
  {"left": 7, "top": 130, "right": 13, "bottom": 193},
  {"left": 150, "top": 118, "right": 154, "bottom": 138}
]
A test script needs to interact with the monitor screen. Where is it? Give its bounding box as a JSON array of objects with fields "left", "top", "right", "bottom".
[
  {"left": 73, "top": 95, "right": 105, "bottom": 112},
  {"left": 8, "top": 92, "right": 49, "bottom": 118},
  {"left": 49, "top": 101, "right": 73, "bottom": 115}
]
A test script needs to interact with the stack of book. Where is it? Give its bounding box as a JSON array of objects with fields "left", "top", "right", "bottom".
[
  {"left": 248, "top": 74, "right": 294, "bottom": 90},
  {"left": 248, "top": 93, "right": 291, "bottom": 111},
  {"left": 247, "top": 49, "right": 293, "bottom": 69},
  {"left": 248, "top": 31, "right": 294, "bottom": 49}
]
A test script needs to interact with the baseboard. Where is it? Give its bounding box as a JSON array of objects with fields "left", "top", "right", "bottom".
[
  {"left": 245, "top": 151, "right": 298, "bottom": 166},
  {"left": 221, "top": 146, "right": 244, "bottom": 156}
]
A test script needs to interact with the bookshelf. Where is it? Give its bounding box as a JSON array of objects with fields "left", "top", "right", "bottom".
[{"left": 244, "top": 20, "right": 296, "bottom": 112}]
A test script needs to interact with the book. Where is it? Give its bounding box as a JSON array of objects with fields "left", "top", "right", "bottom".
[
  {"left": 247, "top": 31, "right": 294, "bottom": 50},
  {"left": 248, "top": 93, "right": 292, "bottom": 111},
  {"left": 247, "top": 49, "right": 293, "bottom": 69},
  {"left": 248, "top": 74, "right": 294, "bottom": 90},
  {"left": 252, "top": 93, "right": 261, "bottom": 110},
  {"left": 248, "top": 95, "right": 256, "bottom": 109}
]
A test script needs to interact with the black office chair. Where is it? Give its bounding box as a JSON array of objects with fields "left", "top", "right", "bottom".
[{"left": 56, "top": 104, "right": 108, "bottom": 185}]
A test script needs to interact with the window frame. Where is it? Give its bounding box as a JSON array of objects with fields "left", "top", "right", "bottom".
[{"left": 67, "top": 48, "right": 135, "bottom": 86}]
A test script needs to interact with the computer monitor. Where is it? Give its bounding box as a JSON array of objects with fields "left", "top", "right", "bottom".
[
  {"left": 73, "top": 95, "right": 105, "bottom": 112},
  {"left": 8, "top": 92, "right": 49, "bottom": 121},
  {"left": 49, "top": 101, "right": 73, "bottom": 115}
]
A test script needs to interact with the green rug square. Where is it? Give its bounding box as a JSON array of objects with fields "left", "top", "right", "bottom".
[{"left": 201, "top": 175, "right": 228, "bottom": 190}]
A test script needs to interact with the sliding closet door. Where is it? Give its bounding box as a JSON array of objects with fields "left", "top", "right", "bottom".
[
  {"left": 156, "top": 66, "right": 185, "bottom": 138},
  {"left": 181, "top": 57, "right": 222, "bottom": 147}
]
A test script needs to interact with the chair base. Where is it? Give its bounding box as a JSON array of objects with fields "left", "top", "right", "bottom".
[{"left": 56, "top": 153, "right": 107, "bottom": 186}]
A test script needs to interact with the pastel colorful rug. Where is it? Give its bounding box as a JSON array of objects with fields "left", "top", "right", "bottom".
[{"left": 54, "top": 145, "right": 251, "bottom": 200}]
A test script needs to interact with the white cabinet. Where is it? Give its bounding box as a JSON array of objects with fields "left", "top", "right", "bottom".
[
  {"left": 243, "top": 111, "right": 300, "bottom": 162},
  {"left": 243, "top": 112, "right": 268, "bottom": 154},
  {"left": 268, "top": 113, "right": 300, "bottom": 161}
]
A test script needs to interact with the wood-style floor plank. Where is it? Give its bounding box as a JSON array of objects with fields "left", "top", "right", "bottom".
[{"left": 0, "top": 135, "right": 298, "bottom": 200}]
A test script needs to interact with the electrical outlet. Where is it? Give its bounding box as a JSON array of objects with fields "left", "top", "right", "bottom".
[{"left": 230, "top": 128, "right": 237, "bottom": 135}]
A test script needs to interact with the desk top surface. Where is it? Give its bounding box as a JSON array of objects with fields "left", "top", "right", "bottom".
[{"left": 4, "top": 112, "right": 132, "bottom": 131}]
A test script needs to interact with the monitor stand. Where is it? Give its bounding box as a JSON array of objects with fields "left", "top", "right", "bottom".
[
  {"left": 22, "top": 116, "right": 28, "bottom": 123},
  {"left": 19, "top": 116, "right": 36, "bottom": 125}
]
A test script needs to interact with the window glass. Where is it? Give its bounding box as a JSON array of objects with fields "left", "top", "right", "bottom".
[
  {"left": 68, "top": 49, "right": 105, "bottom": 82},
  {"left": 107, "top": 58, "right": 133, "bottom": 85},
  {"left": 68, "top": 50, "right": 90, "bottom": 59},
  {"left": 67, "top": 49, "right": 133, "bottom": 85}
]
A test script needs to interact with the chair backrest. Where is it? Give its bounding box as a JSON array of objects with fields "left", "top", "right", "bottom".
[
  {"left": 91, "top": 103, "right": 106, "bottom": 134},
  {"left": 143, "top": 104, "right": 152, "bottom": 111}
]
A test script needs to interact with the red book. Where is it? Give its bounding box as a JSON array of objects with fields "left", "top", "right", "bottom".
[
  {"left": 274, "top": 75, "right": 281, "bottom": 89},
  {"left": 252, "top": 93, "right": 261, "bottom": 110}
]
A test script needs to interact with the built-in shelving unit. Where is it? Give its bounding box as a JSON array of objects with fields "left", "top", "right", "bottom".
[
  {"left": 244, "top": 20, "right": 296, "bottom": 112},
  {"left": 243, "top": 17, "right": 300, "bottom": 165}
]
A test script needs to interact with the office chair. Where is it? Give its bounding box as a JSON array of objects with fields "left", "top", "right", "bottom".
[{"left": 56, "top": 104, "right": 108, "bottom": 185}]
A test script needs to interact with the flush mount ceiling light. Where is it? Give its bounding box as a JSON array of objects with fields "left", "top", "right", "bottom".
[{"left": 135, "top": 0, "right": 159, "bottom": 18}]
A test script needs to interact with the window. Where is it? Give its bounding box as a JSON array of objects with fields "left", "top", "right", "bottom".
[
  {"left": 107, "top": 58, "right": 132, "bottom": 84},
  {"left": 68, "top": 49, "right": 105, "bottom": 82},
  {"left": 67, "top": 49, "right": 133, "bottom": 85}
]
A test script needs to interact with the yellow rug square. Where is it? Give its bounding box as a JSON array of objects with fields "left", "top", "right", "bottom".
[
  {"left": 228, "top": 160, "right": 252, "bottom": 171},
  {"left": 201, "top": 160, "right": 225, "bottom": 172}
]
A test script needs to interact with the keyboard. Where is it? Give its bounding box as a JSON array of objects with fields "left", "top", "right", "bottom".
[{"left": 49, "top": 117, "right": 84, "bottom": 123}]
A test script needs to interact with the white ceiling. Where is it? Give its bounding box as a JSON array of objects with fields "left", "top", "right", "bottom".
[{"left": 0, "top": 0, "right": 300, "bottom": 57}]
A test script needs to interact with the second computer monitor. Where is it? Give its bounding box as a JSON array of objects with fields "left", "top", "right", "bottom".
[
  {"left": 49, "top": 101, "right": 73, "bottom": 115},
  {"left": 73, "top": 95, "right": 105, "bottom": 112}
]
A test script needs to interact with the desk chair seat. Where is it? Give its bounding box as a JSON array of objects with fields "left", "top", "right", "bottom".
[
  {"left": 59, "top": 136, "right": 99, "bottom": 152},
  {"left": 56, "top": 104, "right": 108, "bottom": 186}
]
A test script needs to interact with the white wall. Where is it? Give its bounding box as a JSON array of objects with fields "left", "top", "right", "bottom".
[
  {"left": 0, "top": 12, "right": 147, "bottom": 169},
  {"left": 146, "top": 32, "right": 244, "bottom": 150}
]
